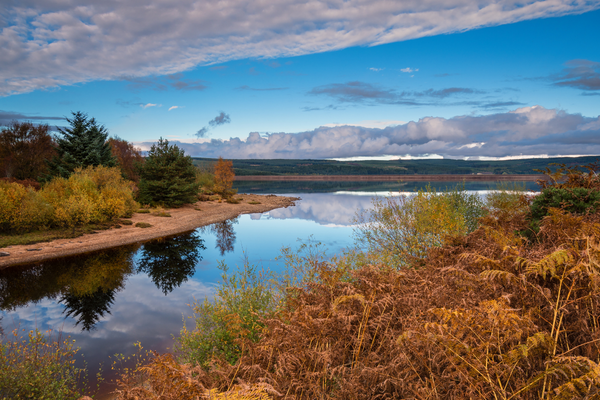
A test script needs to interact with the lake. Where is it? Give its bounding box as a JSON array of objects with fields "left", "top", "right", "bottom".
[{"left": 0, "top": 180, "right": 539, "bottom": 395}]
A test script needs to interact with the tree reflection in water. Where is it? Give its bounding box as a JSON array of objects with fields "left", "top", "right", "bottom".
[
  {"left": 61, "top": 288, "right": 117, "bottom": 331},
  {"left": 136, "top": 231, "right": 205, "bottom": 295},
  {"left": 209, "top": 218, "right": 238, "bottom": 256}
]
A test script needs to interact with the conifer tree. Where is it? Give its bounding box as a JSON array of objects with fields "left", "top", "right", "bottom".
[
  {"left": 46, "top": 111, "right": 115, "bottom": 179},
  {"left": 137, "top": 138, "right": 199, "bottom": 207}
]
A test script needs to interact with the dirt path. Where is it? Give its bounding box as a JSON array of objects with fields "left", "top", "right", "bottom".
[{"left": 0, "top": 194, "right": 298, "bottom": 269}]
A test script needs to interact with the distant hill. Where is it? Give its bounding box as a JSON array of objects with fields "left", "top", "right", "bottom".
[{"left": 192, "top": 156, "right": 599, "bottom": 176}]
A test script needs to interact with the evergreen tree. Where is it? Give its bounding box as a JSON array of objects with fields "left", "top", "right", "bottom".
[
  {"left": 137, "top": 138, "right": 200, "bottom": 207},
  {"left": 46, "top": 111, "right": 115, "bottom": 179}
]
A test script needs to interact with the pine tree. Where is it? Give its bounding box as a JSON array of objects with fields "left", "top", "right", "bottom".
[
  {"left": 46, "top": 111, "right": 115, "bottom": 179},
  {"left": 137, "top": 138, "right": 200, "bottom": 207}
]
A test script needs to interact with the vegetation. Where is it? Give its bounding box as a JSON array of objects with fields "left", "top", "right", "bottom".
[
  {"left": 137, "top": 138, "right": 199, "bottom": 207},
  {"left": 353, "top": 185, "right": 485, "bottom": 267},
  {"left": 193, "top": 155, "right": 600, "bottom": 176},
  {"left": 0, "top": 165, "right": 137, "bottom": 234},
  {"left": 108, "top": 136, "right": 145, "bottom": 183},
  {"left": 0, "top": 121, "right": 57, "bottom": 180},
  {"left": 46, "top": 111, "right": 116, "bottom": 179},
  {"left": 0, "top": 328, "right": 88, "bottom": 399},
  {"left": 213, "top": 156, "right": 236, "bottom": 199},
  {"left": 115, "top": 163, "right": 600, "bottom": 399}
]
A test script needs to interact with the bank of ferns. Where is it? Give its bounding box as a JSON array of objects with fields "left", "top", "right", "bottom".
[{"left": 116, "top": 165, "right": 600, "bottom": 399}]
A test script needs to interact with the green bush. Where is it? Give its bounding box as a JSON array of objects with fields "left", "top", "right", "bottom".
[
  {"left": 0, "top": 329, "right": 88, "bottom": 399},
  {"left": 529, "top": 186, "right": 600, "bottom": 231}
]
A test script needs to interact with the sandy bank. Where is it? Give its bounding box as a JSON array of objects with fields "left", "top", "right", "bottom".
[{"left": 0, "top": 194, "right": 298, "bottom": 269}]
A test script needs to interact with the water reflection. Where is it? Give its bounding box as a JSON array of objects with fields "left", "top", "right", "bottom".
[
  {"left": 0, "top": 245, "right": 138, "bottom": 313},
  {"left": 208, "top": 218, "right": 238, "bottom": 256},
  {"left": 136, "top": 231, "right": 206, "bottom": 295},
  {"left": 61, "top": 288, "right": 117, "bottom": 331},
  {"left": 267, "top": 193, "right": 372, "bottom": 226}
]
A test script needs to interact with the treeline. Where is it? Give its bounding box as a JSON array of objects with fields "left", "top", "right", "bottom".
[
  {"left": 0, "top": 112, "right": 235, "bottom": 236},
  {"left": 114, "top": 163, "right": 600, "bottom": 399},
  {"left": 193, "top": 156, "right": 600, "bottom": 176}
]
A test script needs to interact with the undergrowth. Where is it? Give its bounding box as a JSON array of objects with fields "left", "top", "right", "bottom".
[{"left": 115, "top": 168, "right": 600, "bottom": 399}]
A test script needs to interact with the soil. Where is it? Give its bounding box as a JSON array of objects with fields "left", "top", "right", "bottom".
[{"left": 0, "top": 194, "right": 299, "bottom": 269}]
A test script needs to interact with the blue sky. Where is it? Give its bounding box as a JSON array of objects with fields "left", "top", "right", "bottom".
[{"left": 1, "top": 0, "right": 599, "bottom": 159}]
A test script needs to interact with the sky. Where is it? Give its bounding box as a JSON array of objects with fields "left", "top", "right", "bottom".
[{"left": 1, "top": 0, "right": 599, "bottom": 160}]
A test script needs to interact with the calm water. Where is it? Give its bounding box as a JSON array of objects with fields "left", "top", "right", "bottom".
[{"left": 0, "top": 180, "right": 539, "bottom": 394}]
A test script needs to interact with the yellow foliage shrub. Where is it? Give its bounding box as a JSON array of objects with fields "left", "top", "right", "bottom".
[{"left": 0, "top": 166, "right": 138, "bottom": 234}]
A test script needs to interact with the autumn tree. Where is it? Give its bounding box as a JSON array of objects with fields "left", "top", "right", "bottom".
[
  {"left": 108, "top": 137, "right": 145, "bottom": 182},
  {"left": 46, "top": 111, "right": 115, "bottom": 179},
  {"left": 0, "top": 121, "right": 56, "bottom": 180},
  {"left": 137, "top": 138, "right": 199, "bottom": 207},
  {"left": 213, "top": 156, "right": 235, "bottom": 198}
]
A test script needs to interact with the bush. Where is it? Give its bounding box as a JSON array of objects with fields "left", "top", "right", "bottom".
[
  {"left": 0, "top": 329, "right": 88, "bottom": 399},
  {"left": 42, "top": 166, "right": 138, "bottom": 229},
  {"left": 175, "top": 261, "right": 276, "bottom": 369},
  {"left": 353, "top": 185, "right": 484, "bottom": 268},
  {"left": 137, "top": 138, "right": 199, "bottom": 207},
  {"left": 0, "top": 180, "right": 52, "bottom": 233},
  {"left": 0, "top": 166, "right": 137, "bottom": 233}
]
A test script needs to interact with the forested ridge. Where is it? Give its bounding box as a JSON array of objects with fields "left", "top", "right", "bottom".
[{"left": 193, "top": 156, "right": 599, "bottom": 176}]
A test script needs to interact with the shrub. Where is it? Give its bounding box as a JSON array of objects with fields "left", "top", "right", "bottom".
[
  {"left": 0, "top": 329, "right": 88, "bottom": 399},
  {"left": 353, "top": 185, "right": 483, "bottom": 268},
  {"left": 175, "top": 261, "right": 276, "bottom": 369},
  {"left": 0, "top": 180, "right": 52, "bottom": 233},
  {"left": 137, "top": 138, "right": 199, "bottom": 207},
  {"left": 135, "top": 222, "right": 152, "bottom": 228}
]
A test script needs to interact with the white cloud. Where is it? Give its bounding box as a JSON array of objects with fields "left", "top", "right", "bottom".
[
  {"left": 141, "top": 103, "right": 160, "bottom": 109},
  {"left": 401, "top": 67, "right": 415, "bottom": 73},
  {"left": 322, "top": 120, "right": 406, "bottom": 129},
  {"left": 369, "top": 67, "right": 384, "bottom": 72},
  {"left": 168, "top": 105, "right": 180, "bottom": 111},
  {"left": 2, "top": 0, "right": 598, "bottom": 95},
  {"left": 135, "top": 106, "right": 600, "bottom": 159}
]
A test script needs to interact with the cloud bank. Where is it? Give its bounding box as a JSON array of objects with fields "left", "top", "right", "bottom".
[
  {"left": 139, "top": 106, "right": 600, "bottom": 159},
  {"left": 2, "top": 0, "right": 598, "bottom": 95}
]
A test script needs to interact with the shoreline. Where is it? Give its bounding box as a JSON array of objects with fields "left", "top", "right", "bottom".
[
  {"left": 0, "top": 194, "right": 298, "bottom": 269},
  {"left": 234, "top": 174, "right": 548, "bottom": 181}
]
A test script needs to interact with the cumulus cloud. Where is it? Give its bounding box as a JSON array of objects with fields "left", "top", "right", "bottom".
[
  {"left": 2, "top": 0, "right": 598, "bottom": 96},
  {"left": 552, "top": 59, "right": 600, "bottom": 91},
  {"left": 139, "top": 106, "right": 600, "bottom": 159},
  {"left": 401, "top": 67, "right": 418, "bottom": 73}
]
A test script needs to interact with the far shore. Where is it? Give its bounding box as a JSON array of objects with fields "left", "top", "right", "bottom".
[
  {"left": 234, "top": 174, "right": 548, "bottom": 181},
  {"left": 0, "top": 194, "right": 298, "bottom": 269}
]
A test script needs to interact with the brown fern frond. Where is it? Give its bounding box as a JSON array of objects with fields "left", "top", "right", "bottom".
[{"left": 524, "top": 249, "right": 574, "bottom": 279}]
